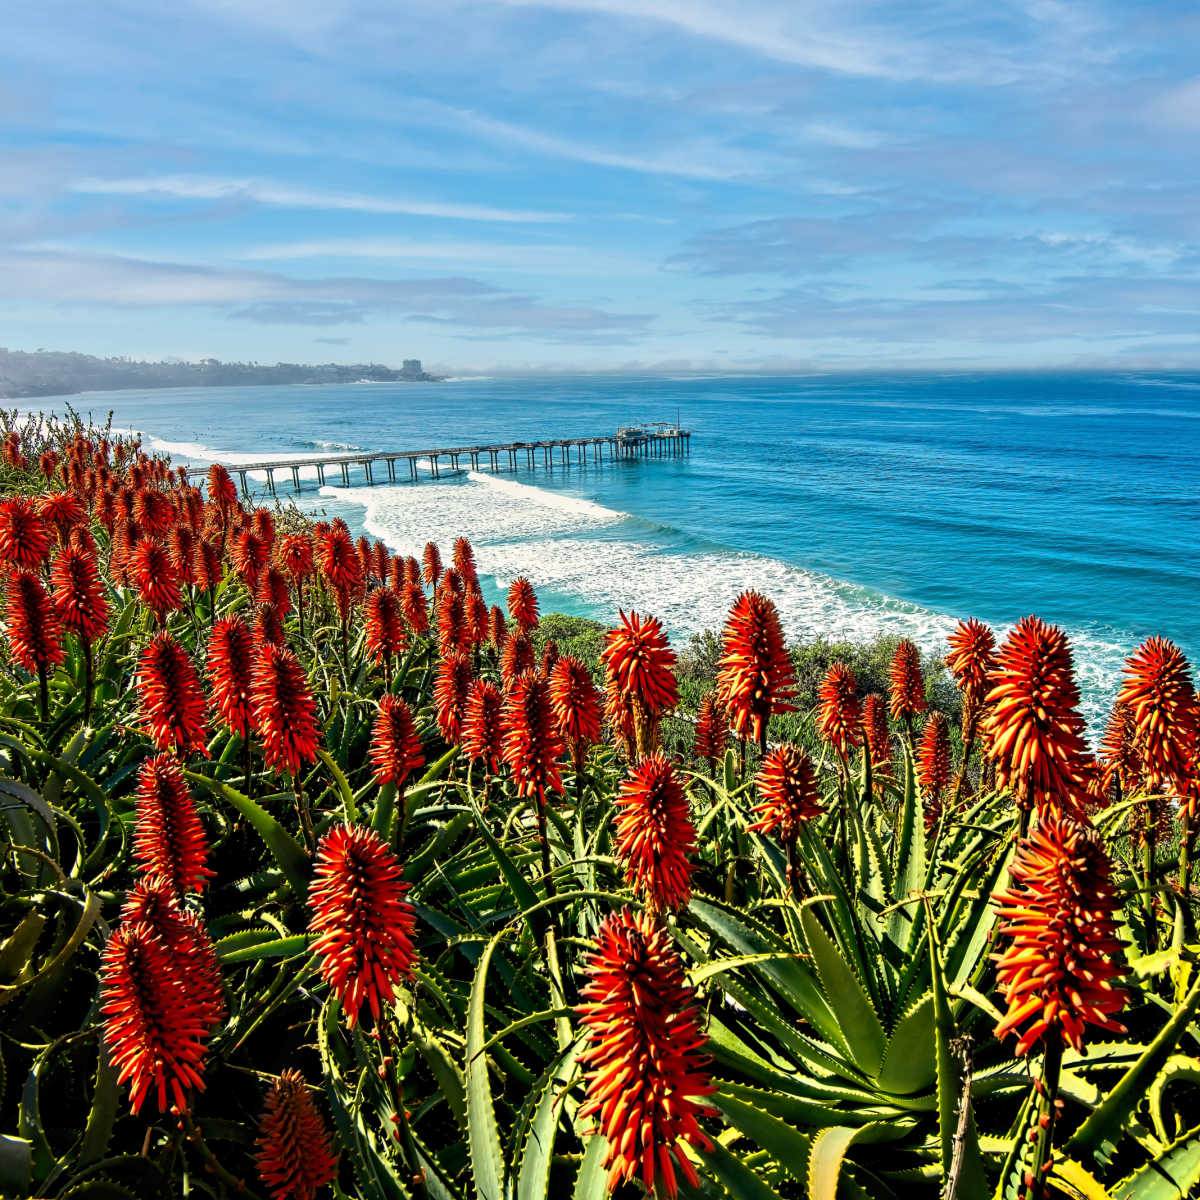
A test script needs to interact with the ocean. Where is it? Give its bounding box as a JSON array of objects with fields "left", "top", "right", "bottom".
[{"left": 25, "top": 371, "right": 1200, "bottom": 727}]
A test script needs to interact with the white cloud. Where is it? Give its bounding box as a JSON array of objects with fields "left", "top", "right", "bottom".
[{"left": 69, "top": 175, "right": 570, "bottom": 224}]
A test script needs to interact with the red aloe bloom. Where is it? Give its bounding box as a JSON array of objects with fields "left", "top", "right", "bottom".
[
  {"left": 501, "top": 672, "right": 564, "bottom": 801},
  {"left": 317, "top": 528, "right": 362, "bottom": 619},
  {"left": 861, "top": 694, "right": 892, "bottom": 774},
  {"left": 434, "top": 649, "right": 475, "bottom": 743},
  {"left": 467, "top": 590, "right": 490, "bottom": 649},
  {"left": 370, "top": 539, "right": 390, "bottom": 584},
  {"left": 462, "top": 679, "right": 504, "bottom": 773},
  {"left": 601, "top": 610, "right": 679, "bottom": 754},
  {"left": 917, "top": 712, "right": 951, "bottom": 829},
  {"left": 888, "top": 638, "right": 927, "bottom": 725},
  {"left": 946, "top": 617, "right": 997, "bottom": 715},
  {"left": 207, "top": 616, "right": 256, "bottom": 737},
  {"left": 992, "top": 813, "right": 1127, "bottom": 1056},
  {"left": 577, "top": 908, "right": 716, "bottom": 1198},
  {"left": 278, "top": 533, "right": 315, "bottom": 580},
  {"left": 452, "top": 536, "right": 478, "bottom": 590},
  {"left": 1115, "top": 636, "right": 1199, "bottom": 792},
  {"left": 4, "top": 571, "right": 65, "bottom": 673},
  {"left": 540, "top": 638, "right": 559, "bottom": 677},
  {"left": 99, "top": 922, "right": 210, "bottom": 1113},
  {"left": 436, "top": 587, "right": 467, "bottom": 655},
  {"left": 129, "top": 538, "right": 184, "bottom": 619},
  {"left": 50, "top": 547, "right": 109, "bottom": 645},
  {"left": 981, "top": 616, "right": 1090, "bottom": 816},
  {"left": 716, "top": 590, "right": 797, "bottom": 749},
  {"left": 132, "top": 753, "right": 212, "bottom": 895},
  {"left": 251, "top": 508, "right": 276, "bottom": 554},
  {"left": 500, "top": 631, "right": 535, "bottom": 688},
  {"left": 133, "top": 487, "right": 173, "bottom": 537},
  {"left": 0, "top": 496, "right": 50, "bottom": 570},
  {"left": 253, "top": 603, "right": 286, "bottom": 650},
  {"left": 257, "top": 565, "right": 293, "bottom": 615},
  {"left": 195, "top": 538, "right": 223, "bottom": 594},
  {"left": 1099, "top": 701, "right": 1140, "bottom": 798},
  {"left": 232, "top": 529, "right": 269, "bottom": 591},
  {"left": 817, "top": 663, "right": 862, "bottom": 756},
  {"left": 1, "top": 431, "right": 25, "bottom": 469},
  {"left": 120, "top": 879, "right": 225, "bottom": 1028},
  {"left": 369, "top": 694, "right": 425, "bottom": 788},
  {"left": 138, "top": 633, "right": 209, "bottom": 756},
  {"left": 441, "top": 566, "right": 464, "bottom": 596},
  {"left": 355, "top": 535, "right": 372, "bottom": 583},
  {"left": 400, "top": 581, "right": 429, "bottom": 635},
  {"left": 614, "top": 753, "right": 695, "bottom": 912},
  {"left": 256, "top": 1070, "right": 340, "bottom": 1200},
  {"left": 750, "top": 745, "right": 822, "bottom": 840},
  {"left": 36, "top": 491, "right": 84, "bottom": 542},
  {"left": 94, "top": 487, "right": 117, "bottom": 533},
  {"left": 166, "top": 525, "right": 196, "bottom": 586},
  {"left": 207, "top": 463, "right": 238, "bottom": 509},
  {"left": 489, "top": 604, "right": 507, "bottom": 650},
  {"left": 548, "top": 654, "right": 602, "bottom": 764},
  {"left": 506, "top": 575, "right": 539, "bottom": 631},
  {"left": 38, "top": 449, "right": 59, "bottom": 479},
  {"left": 252, "top": 644, "right": 322, "bottom": 776},
  {"left": 364, "top": 585, "right": 406, "bottom": 667},
  {"left": 421, "top": 541, "right": 442, "bottom": 588},
  {"left": 69, "top": 524, "right": 96, "bottom": 557},
  {"left": 307, "top": 824, "right": 417, "bottom": 1027},
  {"left": 693, "top": 693, "right": 729, "bottom": 770}
]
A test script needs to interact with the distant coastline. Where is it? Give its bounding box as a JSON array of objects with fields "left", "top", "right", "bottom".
[{"left": 0, "top": 347, "right": 442, "bottom": 400}]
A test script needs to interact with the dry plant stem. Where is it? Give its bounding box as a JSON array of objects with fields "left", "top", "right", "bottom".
[
  {"left": 36, "top": 662, "right": 48, "bottom": 724},
  {"left": 1143, "top": 806, "right": 1158, "bottom": 953},
  {"left": 293, "top": 772, "right": 316, "bottom": 850},
  {"left": 183, "top": 1111, "right": 265, "bottom": 1200},
  {"left": 942, "top": 1036, "right": 974, "bottom": 1200}
]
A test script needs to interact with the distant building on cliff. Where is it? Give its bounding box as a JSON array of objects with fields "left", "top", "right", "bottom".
[{"left": 401, "top": 359, "right": 424, "bottom": 377}]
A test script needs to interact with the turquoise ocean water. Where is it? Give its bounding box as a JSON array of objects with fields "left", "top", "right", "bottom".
[{"left": 24, "top": 371, "right": 1200, "bottom": 726}]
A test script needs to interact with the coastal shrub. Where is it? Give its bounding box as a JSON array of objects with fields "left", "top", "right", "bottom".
[{"left": 0, "top": 417, "right": 1198, "bottom": 1200}]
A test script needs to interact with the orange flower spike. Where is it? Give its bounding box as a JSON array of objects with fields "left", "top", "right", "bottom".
[
  {"left": 50, "top": 547, "right": 109, "bottom": 646},
  {"left": 1099, "top": 701, "right": 1141, "bottom": 799},
  {"left": 715, "top": 590, "right": 797, "bottom": 751},
  {"left": 888, "top": 638, "right": 927, "bottom": 726},
  {"left": 860, "top": 694, "right": 892, "bottom": 775},
  {"left": 256, "top": 565, "right": 292, "bottom": 616},
  {"left": 129, "top": 538, "right": 184, "bottom": 620},
  {"left": 452, "top": 536, "right": 479, "bottom": 591},
  {"left": 36, "top": 491, "right": 84, "bottom": 543},
  {"left": 462, "top": 679, "right": 505, "bottom": 773},
  {"left": 507, "top": 575, "right": 539, "bottom": 632},
  {"left": 206, "top": 463, "right": 238, "bottom": 510},
  {"left": 500, "top": 631, "right": 535, "bottom": 688},
  {"left": 946, "top": 617, "right": 997, "bottom": 707},
  {"left": 166, "top": 525, "right": 197, "bottom": 587},
  {"left": 0, "top": 496, "right": 50, "bottom": 570},
  {"left": 577, "top": 908, "right": 716, "bottom": 1198},
  {"left": 307, "top": 824, "right": 417, "bottom": 1028},
  {"left": 614, "top": 753, "right": 696, "bottom": 912},
  {"left": 4, "top": 571, "right": 65, "bottom": 675},
  {"left": 253, "top": 603, "right": 287, "bottom": 650},
  {"left": 369, "top": 694, "right": 425, "bottom": 789},
  {"left": 132, "top": 753, "right": 213, "bottom": 896},
  {"left": 817, "top": 662, "right": 862, "bottom": 757},
  {"left": 992, "top": 813, "right": 1128, "bottom": 1056},
  {"left": 421, "top": 541, "right": 442, "bottom": 588},
  {"left": 278, "top": 533, "right": 314, "bottom": 581},
  {"left": 138, "top": 633, "right": 209, "bottom": 757},
  {"left": 364, "top": 585, "right": 406, "bottom": 668},
  {"left": 548, "top": 654, "right": 602, "bottom": 765},
  {"left": 207, "top": 616, "right": 256, "bottom": 737},
  {"left": 601, "top": 611, "right": 679, "bottom": 759},
  {"left": 400, "top": 581, "right": 429, "bottom": 635},
  {"left": 1115, "top": 636, "right": 1199, "bottom": 792},
  {"left": 693, "top": 692, "right": 729, "bottom": 771},
  {"left": 251, "top": 644, "right": 322, "bottom": 776},
  {"left": 917, "top": 712, "right": 952, "bottom": 829},
  {"left": 433, "top": 649, "right": 475, "bottom": 744},
  {"left": 750, "top": 745, "right": 822, "bottom": 841},
  {"left": 255, "top": 1070, "right": 340, "bottom": 1200},
  {"left": 489, "top": 605, "right": 507, "bottom": 650},
  {"left": 500, "top": 672, "right": 564, "bottom": 802}
]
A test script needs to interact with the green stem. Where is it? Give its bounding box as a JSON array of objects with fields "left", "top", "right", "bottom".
[
  {"left": 1025, "top": 1037, "right": 1063, "bottom": 1200},
  {"left": 82, "top": 636, "right": 93, "bottom": 726},
  {"left": 36, "top": 662, "right": 48, "bottom": 724}
]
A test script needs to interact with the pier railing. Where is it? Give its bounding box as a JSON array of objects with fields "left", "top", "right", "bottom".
[{"left": 184, "top": 428, "right": 691, "bottom": 496}]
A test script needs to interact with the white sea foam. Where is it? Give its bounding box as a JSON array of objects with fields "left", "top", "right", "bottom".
[{"left": 144, "top": 434, "right": 366, "bottom": 481}]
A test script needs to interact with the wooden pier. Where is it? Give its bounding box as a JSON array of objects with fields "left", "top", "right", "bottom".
[{"left": 185, "top": 426, "right": 691, "bottom": 496}]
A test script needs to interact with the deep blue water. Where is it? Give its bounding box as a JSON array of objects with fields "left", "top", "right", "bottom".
[{"left": 28, "top": 371, "right": 1200, "bottom": 724}]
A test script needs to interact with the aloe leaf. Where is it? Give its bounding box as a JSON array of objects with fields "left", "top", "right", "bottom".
[
  {"left": 808, "top": 1123, "right": 904, "bottom": 1200},
  {"left": 875, "top": 993, "right": 936, "bottom": 1096},
  {"left": 316, "top": 746, "right": 357, "bottom": 822},
  {"left": 218, "top": 933, "right": 310, "bottom": 964},
  {"left": 1147, "top": 1056, "right": 1200, "bottom": 1146},
  {"left": 694, "top": 1139, "right": 779, "bottom": 1200},
  {"left": 713, "top": 1089, "right": 813, "bottom": 1181},
  {"left": 571, "top": 1134, "right": 608, "bottom": 1200},
  {"left": 516, "top": 1043, "right": 578, "bottom": 1200},
  {"left": 0, "top": 1135, "right": 31, "bottom": 1196},
  {"left": 887, "top": 748, "right": 925, "bottom": 951},
  {"left": 800, "top": 906, "right": 886, "bottom": 1077},
  {"left": 466, "top": 930, "right": 509, "bottom": 1200},
  {"left": 1111, "top": 1122, "right": 1200, "bottom": 1198}
]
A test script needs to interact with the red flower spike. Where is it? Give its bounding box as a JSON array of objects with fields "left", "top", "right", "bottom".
[
  {"left": 466, "top": 590, "right": 489, "bottom": 649},
  {"left": 369, "top": 695, "right": 425, "bottom": 788},
  {"left": 50, "top": 547, "right": 109, "bottom": 645},
  {"left": 1099, "top": 701, "right": 1141, "bottom": 799},
  {"left": 36, "top": 491, "right": 84, "bottom": 542},
  {"left": 232, "top": 529, "right": 269, "bottom": 591},
  {"left": 434, "top": 649, "right": 475, "bottom": 743},
  {"left": 99, "top": 922, "right": 210, "bottom": 1114},
  {"left": 750, "top": 745, "right": 822, "bottom": 840},
  {"left": 462, "top": 679, "right": 504, "bottom": 773},
  {"left": 166, "top": 525, "right": 196, "bottom": 586},
  {"left": 946, "top": 617, "right": 997, "bottom": 705},
  {"left": 601, "top": 610, "right": 679, "bottom": 722},
  {"left": 489, "top": 605, "right": 507, "bottom": 650},
  {"left": 355, "top": 536, "right": 372, "bottom": 584},
  {"left": 441, "top": 567, "right": 464, "bottom": 596},
  {"left": 693, "top": 693, "right": 729, "bottom": 770},
  {"left": 278, "top": 533, "right": 315, "bottom": 580},
  {"left": 577, "top": 908, "right": 716, "bottom": 1199},
  {"left": 817, "top": 663, "right": 862, "bottom": 756},
  {"left": 861, "top": 694, "right": 893, "bottom": 775},
  {"left": 251, "top": 509, "right": 276, "bottom": 554},
  {"left": 453, "top": 536, "right": 478, "bottom": 590},
  {"left": 252, "top": 644, "right": 322, "bottom": 776},
  {"left": 133, "top": 487, "right": 173, "bottom": 537},
  {"left": 207, "top": 463, "right": 238, "bottom": 509},
  {"left": 256, "top": 1070, "right": 340, "bottom": 1200},
  {"left": 1115, "top": 636, "right": 1199, "bottom": 792},
  {"left": 917, "top": 712, "right": 952, "bottom": 829},
  {"left": 992, "top": 813, "right": 1128, "bottom": 1056},
  {"left": 364, "top": 586, "right": 406, "bottom": 666},
  {"left": 132, "top": 753, "right": 212, "bottom": 895},
  {"left": 506, "top": 575, "right": 539, "bottom": 631},
  {"left": 436, "top": 588, "right": 467, "bottom": 655},
  {"left": 548, "top": 655, "right": 602, "bottom": 763},
  {"left": 981, "top": 616, "right": 1091, "bottom": 817},
  {"left": 500, "top": 631, "right": 535, "bottom": 688},
  {"left": 4, "top": 571, "right": 65, "bottom": 673},
  {"left": 888, "top": 638, "right": 927, "bottom": 724},
  {"left": 207, "top": 616, "right": 256, "bottom": 737},
  {"left": 501, "top": 672, "right": 564, "bottom": 802},
  {"left": 317, "top": 528, "right": 362, "bottom": 619},
  {"left": 421, "top": 541, "right": 442, "bottom": 588},
  {"left": 371, "top": 540, "right": 390, "bottom": 584},
  {"left": 39, "top": 449, "right": 59, "bottom": 479},
  {"left": 0, "top": 496, "right": 50, "bottom": 570},
  {"left": 257, "top": 565, "right": 293, "bottom": 615},
  {"left": 614, "top": 753, "right": 696, "bottom": 911},
  {"left": 540, "top": 638, "right": 559, "bottom": 677},
  {"left": 307, "top": 824, "right": 417, "bottom": 1027},
  {"left": 129, "top": 538, "right": 184, "bottom": 619},
  {"left": 254, "top": 605, "right": 285, "bottom": 651},
  {"left": 400, "top": 581, "right": 429, "bottom": 635},
  {"left": 716, "top": 590, "right": 797, "bottom": 748},
  {"left": 138, "top": 633, "right": 209, "bottom": 757},
  {"left": 195, "top": 538, "right": 223, "bottom": 594}
]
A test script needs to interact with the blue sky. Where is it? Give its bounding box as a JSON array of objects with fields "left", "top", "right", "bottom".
[{"left": 3, "top": 0, "right": 1200, "bottom": 371}]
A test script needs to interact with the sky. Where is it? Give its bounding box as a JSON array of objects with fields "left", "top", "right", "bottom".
[{"left": 3, "top": 0, "right": 1200, "bottom": 372}]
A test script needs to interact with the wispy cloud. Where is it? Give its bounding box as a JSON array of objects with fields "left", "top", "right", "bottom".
[{"left": 70, "top": 176, "right": 570, "bottom": 224}]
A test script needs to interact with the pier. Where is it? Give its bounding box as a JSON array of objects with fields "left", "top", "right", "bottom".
[{"left": 185, "top": 424, "right": 691, "bottom": 496}]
